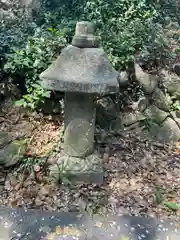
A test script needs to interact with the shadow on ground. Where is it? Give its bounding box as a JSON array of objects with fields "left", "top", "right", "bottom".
[{"left": 0, "top": 208, "right": 179, "bottom": 239}]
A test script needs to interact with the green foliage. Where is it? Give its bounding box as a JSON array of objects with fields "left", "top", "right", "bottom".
[
  {"left": 4, "top": 28, "right": 66, "bottom": 110},
  {"left": 164, "top": 202, "right": 180, "bottom": 211},
  {"left": 38, "top": 0, "right": 172, "bottom": 69},
  {"left": 173, "top": 100, "right": 180, "bottom": 111},
  {"left": 15, "top": 83, "right": 51, "bottom": 110},
  {"left": 0, "top": 10, "right": 36, "bottom": 61},
  {"left": 83, "top": 0, "right": 159, "bottom": 68},
  {"left": 1, "top": 0, "right": 179, "bottom": 111},
  {"left": 154, "top": 185, "right": 180, "bottom": 212},
  {"left": 16, "top": 155, "right": 46, "bottom": 173},
  {"left": 155, "top": 186, "right": 164, "bottom": 204}
]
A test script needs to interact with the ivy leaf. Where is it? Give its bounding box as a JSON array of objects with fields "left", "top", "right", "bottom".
[{"left": 164, "top": 202, "right": 180, "bottom": 211}]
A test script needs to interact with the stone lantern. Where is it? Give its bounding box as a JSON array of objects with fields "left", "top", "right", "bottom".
[{"left": 40, "top": 21, "right": 118, "bottom": 184}]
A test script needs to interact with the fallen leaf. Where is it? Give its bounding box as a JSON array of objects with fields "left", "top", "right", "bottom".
[
  {"left": 94, "top": 222, "right": 103, "bottom": 228},
  {"left": 120, "top": 235, "right": 129, "bottom": 240},
  {"left": 46, "top": 232, "right": 56, "bottom": 240},
  {"left": 56, "top": 226, "right": 63, "bottom": 235}
]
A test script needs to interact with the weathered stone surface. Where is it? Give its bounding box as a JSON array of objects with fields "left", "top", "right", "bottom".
[
  {"left": 161, "top": 70, "right": 180, "bottom": 98},
  {"left": 135, "top": 64, "right": 158, "bottom": 93},
  {"left": 0, "top": 131, "right": 12, "bottom": 148},
  {"left": 173, "top": 63, "right": 180, "bottom": 76},
  {"left": 175, "top": 110, "right": 180, "bottom": 118},
  {"left": 137, "top": 97, "right": 149, "bottom": 112},
  {"left": 49, "top": 152, "right": 103, "bottom": 184},
  {"left": 0, "top": 140, "right": 26, "bottom": 167},
  {"left": 40, "top": 45, "right": 119, "bottom": 94},
  {"left": 40, "top": 22, "right": 118, "bottom": 185},
  {"left": 171, "top": 111, "right": 180, "bottom": 119},
  {"left": 152, "top": 88, "right": 171, "bottom": 112},
  {"left": 64, "top": 93, "right": 96, "bottom": 158},
  {"left": 40, "top": 21, "right": 118, "bottom": 95},
  {"left": 171, "top": 111, "right": 180, "bottom": 128},
  {"left": 118, "top": 71, "right": 129, "bottom": 86},
  {"left": 128, "top": 97, "right": 149, "bottom": 112},
  {"left": 96, "top": 97, "right": 117, "bottom": 129},
  {"left": 109, "top": 116, "right": 124, "bottom": 133},
  {"left": 144, "top": 105, "right": 169, "bottom": 124},
  {"left": 72, "top": 21, "right": 99, "bottom": 48},
  {"left": 166, "top": 80, "right": 180, "bottom": 99},
  {"left": 174, "top": 118, "right": 180, "bottom": 128},
  {"left": 150, "top": 117, "right": 180, "bottom": 143},
  {"left": 121, "top": 111, "right": 146, "bottom": 126}
]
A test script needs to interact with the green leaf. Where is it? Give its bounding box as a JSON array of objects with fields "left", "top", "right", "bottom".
[
  {"left": 31, "top": 83, "right": 41, "bottom": 89},
  {"left": 15, "top": 99, "right": 26, "bottom": 107},
  {"left": 164, "top": 202, "right": 180, "bottom": 211},
  {"left": 42, "top": 91, "right": 50, "bottom": 98},
  {"left": 155, "top": 186, "right": 163, "bottom": 204}
]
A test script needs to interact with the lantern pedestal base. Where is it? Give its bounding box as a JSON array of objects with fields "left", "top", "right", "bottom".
[{"left": 49, "top": 152, "right": 103, "bottom": 185}]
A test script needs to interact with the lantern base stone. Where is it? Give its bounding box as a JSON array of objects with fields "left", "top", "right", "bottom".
[{"left": 49, "top": 152, "right": 103, "bottom": 185}]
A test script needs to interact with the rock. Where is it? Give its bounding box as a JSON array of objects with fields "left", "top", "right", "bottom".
[
  {"left": 175, "top": 118, "right": 180, "bottom": 128},
  {"left": 137, "top": 97, "right": 149, "bottom": 112},
  {"left": 171, "top": 111, "right": 180, "bottom": 119},
  {"left": 144, "top": 105, "right": 169, "bottom": 124},
  {"left": 173, "top": 63, "right": 180, "bottom": 76},
  {"left": 171, "top": 111, "right": 180, "bottom": 128},
  {"left": 121, "top": 111, "right": 146, "bottom": 126},
  {"left": 8, "top": 175, "right": 18, "bottom": 187},
  {"left": 96, "top": 97, "right": 117, "bottom": 129},
  {"left": 0, "top": 140, "right": 26, "bottom": 167},
  {"left": 150, "top": 118, "right": 180, "bottom": 143},
  {"left": 124, "top": 122, "right": 145, "bottom": 132},
  {"left": 118, "top": 71, "right": 129, "bottom": 86},
  {"left": 39, "top": 185, "right": 52, "bottom": 196},
  {"left": 129, "top": 97, "right": 149, "bottom": 112},
  {"left": 161, "top": 71, "right": 180, "bottom": 98},
  {"left": 176, "top": 111, "right": 180, "bottom": 118},
  {"left": 34, "top": 197, "right": 42, "bottom": 207},
  {"left": 135, "top": 64, "right": 158, "bottom": 93},
  {"left": 152, "top": 88, "right": 172, "bottom": 112},
  {"left": 166, "top": 80, "right": 180, "bottom": 99},
  {"left": 109, "top": 116, "right": 124, "bottom": 133},
  {"left": 0, "top": 131, "right": 12, "bottom": 148}
]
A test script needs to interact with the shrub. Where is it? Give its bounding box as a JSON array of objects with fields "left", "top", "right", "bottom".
[
  {"left": 4, "top": 27, "right": 66, "bottom": 110},
  {"left": 83, "top": 0, "right": 158, "bottom": 69},
  {"left": 2, "top": 0, "right": 179, "bottom": 112}
]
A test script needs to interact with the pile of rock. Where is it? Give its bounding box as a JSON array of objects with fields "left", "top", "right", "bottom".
[{"left": 97, "top": 63, "right": 180, "bottom": 143}]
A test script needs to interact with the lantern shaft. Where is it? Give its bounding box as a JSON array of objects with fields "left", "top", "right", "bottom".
[{"left": 64, "top": 93, "right": 96, "bottom": 158}]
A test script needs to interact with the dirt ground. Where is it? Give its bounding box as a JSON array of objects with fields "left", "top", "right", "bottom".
[{"left": 0, "top": 100, "right": 179, "bottom": 221}]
